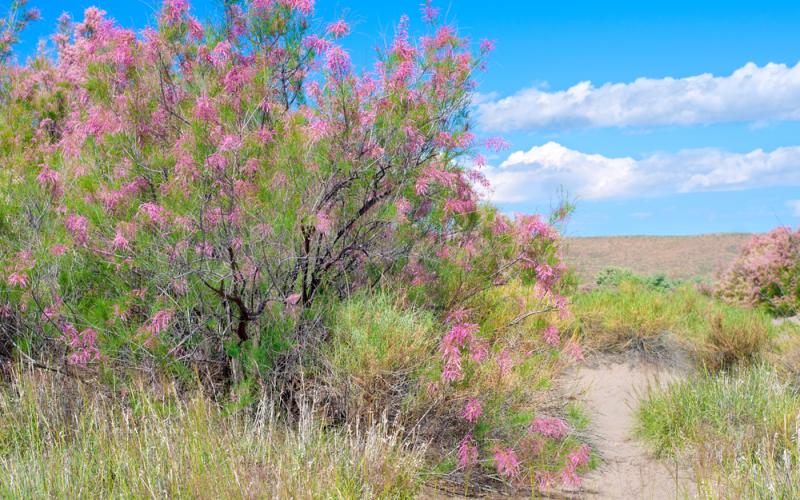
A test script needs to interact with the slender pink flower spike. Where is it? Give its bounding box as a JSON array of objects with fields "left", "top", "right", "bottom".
[
  {"left": 7, "top": 272, "right": 28, "bottom": 288},
  {"left": 493, "top": 446, "right": 520, "bottom": 478},
  {"left": 529, "top": 416, "right": 569, "bottom": 439},
  {"left": 458, "top": 433, "right": 478, "bottom": 468},
  {"left": 462, "top": 398, "right": 482, "bottom": 422}
]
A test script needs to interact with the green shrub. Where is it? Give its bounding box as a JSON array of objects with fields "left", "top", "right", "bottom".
[{"left": 594, "top": 266, "right": 682, "bottom": 291}]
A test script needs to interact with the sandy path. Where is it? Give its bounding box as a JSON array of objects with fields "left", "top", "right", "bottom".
[{"left": 568, "top": 360, "right": 695, "bottom": 499}]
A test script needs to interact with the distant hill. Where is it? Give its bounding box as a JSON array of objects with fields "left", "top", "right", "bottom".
[{"left": 564, "top": 233, "right": 753, "bottom": 283}]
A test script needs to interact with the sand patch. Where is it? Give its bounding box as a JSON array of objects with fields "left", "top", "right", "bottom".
[{"left": 567, "top": 358, "right": 695, "bottom": 499}]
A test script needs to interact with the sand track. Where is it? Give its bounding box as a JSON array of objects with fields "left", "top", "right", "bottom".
[{"left": 567, "top": 359, "right": 695, "bottom": 499}]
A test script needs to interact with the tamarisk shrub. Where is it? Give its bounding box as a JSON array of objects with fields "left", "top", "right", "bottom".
[
  {"left": 716, "top": 227, "right": 800, "bottom": 316},
  {"left": 0, "top": 0, "right": 589, "bottom": 490}
]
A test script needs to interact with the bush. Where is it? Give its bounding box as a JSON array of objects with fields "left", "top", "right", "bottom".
[
  {"left": 716, "top": 227, "right": 800, "bottom": 316},
  {"left": 595, "top": 266, "right": 682, "bottom": 290},
  {"left": 0, "top": 0, "right": 588, "bottom": 490}
]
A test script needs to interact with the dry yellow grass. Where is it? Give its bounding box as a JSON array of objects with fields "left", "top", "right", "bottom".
[{"left": 564, "top": 233, "right": 752, "bottom": 282}]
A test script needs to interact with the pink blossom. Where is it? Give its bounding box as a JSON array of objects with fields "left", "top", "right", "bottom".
[
  {"left": 457, "top": 433, "right": 478, "bottom": 468},
  {"left": 560, "top": 466, "right": 581, "bottom": 488},
  {"left": 462, "top": 398, "right": 482, "bottom": 422},
  {"left": 468, "top": 337, "right": 489, "bottom": 363},
  {"left": 206, "top": 152, "right": 227, "bottom": 171},
  {"left": 112, "top": 230, "right": 130, "bottom": 251},
  {"left": 187, "top": 16, "right": 204, "bottom": 40},
  {"left": 194, "top": 95, "right": 217, "bottom": 122},
  {"left": 479, "top": 38, "right": 496, "bottom": 53},
  {"left": 529, "top": 416, "right": 569, "bottom": 439},
  {"left": 485, "top": 136, "right": 510, "bottom": 152},
  {"left": 41, "top": 297, "right": 62, "bottom": 323},
  {"left": 493, "top": 447, "right": 520, "bottom": 478},
  {"left": 51, "top": 245, "right": 68, "bottom": 256},
  {"left": 195, "top": 241, "right": 214, "bottom": 257},
  {"left": 218, "top": 134, "right": 242, "bottom": 152},
  {"left": 420, "top": 0, "right": 440, "bottom": 23},
  {"left": 496, "top": 348, "right": 514, "bottom": 376},
  {"left": 162, "top": 0, "right": 189, "bottom": 25},
  {"left": 64, "top": 214, "right": 89, "bottom": 245},
  {"left": 440, "top": 323, "right": 479, "bottom": 382},
  {"left": 138, "top": 202, "right": 169, "bottom": 226},
  {"left": 535, "top": 471, "right": 556, "bottom": 490},
  {"left": 314, "top": 210, "right": 332, "bottom": 235},
  {"left": 563, "top": 340, "right": 584, "bottom": 362},
  {"left": 286, "top": 293, "right": 301, "bottom": 305},
  {"left": 325, "top": 20, "right": 349, "bottom": 38},
  {"left": 302, "top": 34, "right": 330, "bottom": 52},
  {"left": 36, "top": 166, "right": 62, "bottom": 197},
  {"left": 542, "top": 325, "right": 560, "bottom": 346},
  {"left": 65, "top": 326, "right": 101, "bottom": 365},
  {"left": 149, "top": 309, "right": 173, "bottom": 335},
  {"left": 445, "top": 308, "right": 471, "bottom": 324},
  {"left": 326, "top": 45, "right": 351, "bottom": 78},
  {"left": 7, "top": 272, "right": 28, "bottom": 288},
  {"left": 210, "top": 40, "right": 232, "bottom": 67},
  {"left": 567, "top": 444, "right": 591, "bottom": 468},
  {"left": 25, "top": 7, "right": 42, "bottom": 22},
  {"left": 394, "top": 197, "right": 412, "bottom": 221},
  {"left": 252, "top": 0, "right": 274, "bottom": 12},
  {"left": 277, "top": 0, "right": 315, "bottom": 15}
]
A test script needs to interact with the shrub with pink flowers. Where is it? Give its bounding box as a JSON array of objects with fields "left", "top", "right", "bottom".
[
  {"left": 0, "top": 0, "right": 588, "bottom": 493},
  {"left": 716, "top": 227, "right": 800, "bottom": 316}
]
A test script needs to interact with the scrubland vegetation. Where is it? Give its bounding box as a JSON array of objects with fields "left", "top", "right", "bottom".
[
  {"left": 570, "top": 234, "right": 800, "bottom": 499},
  {"left": 1, "top": 0, "right": 799, "bottom": 497}
]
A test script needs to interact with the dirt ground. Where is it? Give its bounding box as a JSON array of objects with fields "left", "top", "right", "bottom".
[
  {"left": 565, "top": 356, "right": 695, "bottom": 499},
  {"left": 564, "top": 233, "right": 752, "bottom": 283}
]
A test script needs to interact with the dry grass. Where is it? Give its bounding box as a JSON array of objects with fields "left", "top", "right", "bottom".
[
  {"left": 702, "top": 309, "right": 771, "bottom": 371},
  {"left": 315, "top": 291, "right": 438, "bottom": 425},
  {"left": 564, "top": 233, "right": 752, "bottom": 282},
  {"left": 0, "top": 368, "right": 425, "bottom": 499}
]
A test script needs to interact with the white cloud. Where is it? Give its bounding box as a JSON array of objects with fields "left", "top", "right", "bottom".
[
  {"left": 788, "top": 200, "right": 800, "bottom": 217},
  {"left": 483, "top": 141, "right": 800, "bottom": 203},
  {"left": 476, "top": 62, "right": 800, "bottom": 132}
]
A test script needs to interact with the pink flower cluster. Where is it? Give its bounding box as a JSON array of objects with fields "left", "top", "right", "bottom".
[
  {"left": 716, "top": 227, "right": 800, "bottom": 314},
  {"left": 62, "top": 324, "right": 101, "bottom": 365},
  {"left": 440, "top": 322, "right": 483, "bottom": 382}
]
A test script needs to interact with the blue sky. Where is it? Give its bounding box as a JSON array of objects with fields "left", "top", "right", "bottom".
[{"left": 9, "top": 0, "right": 800, "bottom": 236}]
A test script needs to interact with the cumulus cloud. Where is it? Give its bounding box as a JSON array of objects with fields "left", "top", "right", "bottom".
[
  {"left": 483, "top": 142, "right": 800, "bottom": 203},
  {"left": 476, "top": 62, "right": 800, "bottom": 132}
]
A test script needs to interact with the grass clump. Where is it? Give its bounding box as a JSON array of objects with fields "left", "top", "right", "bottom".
[
  {"left": 567, "top": 280, "right": 684, "bottom": 353},
  {"left": 701, "top": 307, "right": 771, "bottom": 371},
  {"left": 324, "top": 292, "right": 437, "bottom": 382},
  {"left": 567, "top": 277, "right": 775, "bottom": 366},
  {"left": 0, "top": 369, "right": 424, "bottom": 499},
  {"left": 317, "top": 292, "right": 438, "bottom": 423},
  {"left": 636, "top": 365, "right": 800, "bottom": 498}
]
